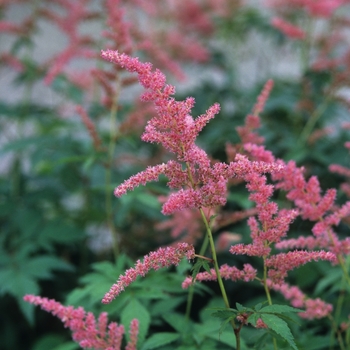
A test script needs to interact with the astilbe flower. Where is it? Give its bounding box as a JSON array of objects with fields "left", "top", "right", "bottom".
[
  {"left": 272, "top": 160, "right": 350, "bottom": 257},
  {"left": 330, "top": 141, "right": 350, "bottom": 200},
  {"left": 271, "top": 17, "right": 305, "bottom": 40},
  {"left": 231, "top": 80, "right": 274, "bottom": 156},
  {"left": 266, "top": 250, "right": 336, "bottom": 284},
  {"left": 103, "top": 243, "right": 195, "bottom": 303},
  {"left": 229, "top": 170, "right": 299, "bottom": 259},
  {"left": 101, "top": 50, "right": 283, "bottom": 216},
  {"left": 23, "top": 294, "right": 138, "bottom": 350},
  {"left": 76, "top": 105, "right": 103, "bottom": 151},
  {"left": 270, "top": 282, "right": 333, "bottom": 319},
  {"left": 40, "top": 0, "right": 97, "bottom": 85},
  {"left": 182, "top": 263, "right": 257, "bottom": 289}
]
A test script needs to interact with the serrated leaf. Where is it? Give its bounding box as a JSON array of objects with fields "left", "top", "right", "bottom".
[
  {"left": 260, "top": 314, "right": 298, "bottom": 350},
  {"left": 163, "top": 312, "right": 192, "bottom": 334},
  {"left": 315, "top": 267, "right": 342, "bottom": 294},
  {"left": 254, "top": 303, "right": 262, "bottom": 311},
  {"left": 247, "top": 313, "right": 259, "bottom": 326},
  {"left": 141, "top": 332, "right": 180, "bottom": 350},
  {"left": 211, "top": 309, "right": 237, "bottom": 319},
  {"left": 236, "top": 302, "right": 245, "bottom": 311},
  {"left": 121, "top": 298, "right": 150, "bottom": 347},
  {"left": 218, "top": 317, "right": 233, "bottom": 335},
  {"left": 33, "top": 334, "right": 78, "bottom": 350},
  {"left": 191, "top": 259, "right": 212, "bottom": 281},
  {"left": 202, "top": 260, "right": 212, "bottom": 274},
  {"left": 24, "top": 256, "right": 74, "bottom": 279},
  {"left": 260, "top": 304, "right": 304, "bottom": 314}
]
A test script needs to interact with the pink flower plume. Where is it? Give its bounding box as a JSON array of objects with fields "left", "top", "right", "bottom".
[
  {"left": 102, "top": 243, "right": 195, "bottom": 303},
  {"left": 23, "top": 294, "right": 137, "bottom": 349}
]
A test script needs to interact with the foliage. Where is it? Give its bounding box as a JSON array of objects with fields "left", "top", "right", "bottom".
[{"left": 1, "top": 0, "right": 350, "bottom": 350}]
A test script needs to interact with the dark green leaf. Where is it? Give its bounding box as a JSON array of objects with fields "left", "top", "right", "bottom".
[
  {"left": 260, "top": 304, "right": 304, "bottom": 314},
  {"left": 121, "top": 298, "right": 150, "bottom": 347},
  {"left": 260, "top": 314, "right": 298, "bottom": 350},
  {"left": 141, "top": 333, "right": 180, "bottom": 350}
]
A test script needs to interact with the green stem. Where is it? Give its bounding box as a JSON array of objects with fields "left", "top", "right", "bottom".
[
  {"left": 199, "top": 208, "right": 231, "bottom": 310},
  {"left": 185, "top": 234, "right": 209, "bottom": 319},
  {"left": 297, "top": 93, "right": 332, "bottom": 148},
  {"left": 263, "top": 257, "right": 278, "bottom": 350},
  {"left": 199, "top": 209, "right": 241, "bottom": 349}
]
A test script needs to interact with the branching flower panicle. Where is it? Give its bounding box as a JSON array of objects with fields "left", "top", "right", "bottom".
[
  {"left": 101, "top": 50, "right": 283, "bottom": 216},
  {"left": 102, "top": 243, "right": 195, "bottom": 303},
  {"left": 23, "top": 295, "right": 138, "bottom": 350}
]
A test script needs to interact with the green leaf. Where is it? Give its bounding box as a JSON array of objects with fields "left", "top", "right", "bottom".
[
  {"left": 247, "top": 313, "right": 259, "bottom": 326},
  {"left": 260, "top": 314, "right": 298, "bottom": 350},
  {"left": 32, "top": 334, "right": 78, "bottom": 350},
  {"left": 141, "top": 333, "right": 180, "bottom": 350},
  {"left": 121, "top": 298, "right": 150, "bottom": 347},
  {"left": 260, "top": 304, "right": 304, "bottom": 314},
  {"left": 23, "top": 256, "right": 74, "bottom": 279},
  {"left": 236, "top": 302, "right": 245, "bottom": 312},
  {"left": 315, "top": 267, "right": 342, "bottom": 294},
  {"left": 191, "top": 258, "right": 212, "bottom": 281},
  {"left": 211, "top": 309, "right": 237, "bottom": 319},
  {"left": 218, "top": 317, "right": 233, "bottom": 335},
  {"left": 163, "top": 312, "right": 192, "bottom": 334},
  {"left": 0, "top": 268, "right": 39, "bottom": 324},
  {"left": 254, "top": 303, "right": 263, "bottom": 311},
  {"left": 0, "top": 136, "right": 53, "bottom": 154}
]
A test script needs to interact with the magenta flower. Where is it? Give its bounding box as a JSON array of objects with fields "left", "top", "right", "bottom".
[
  {"left": 182, "top": 263, "right": 257, "bottom": 289},
  {"left": 266, "top": 250, "right": 336, "bottom": 284},
  {"left": 270, "top": 282, "right": 333, "bottom": 319},
  {"left": 102, "top": 243, "right": 195, "bottom": 303},
  {"left": 101, "top": 50, "right": 282, "bottom": 215},
  {"left": 23, "top": 295, "right": 138, "bottom": 350},
  {"left": 271, "top": 18, "right": 305, "bottom": 40}
]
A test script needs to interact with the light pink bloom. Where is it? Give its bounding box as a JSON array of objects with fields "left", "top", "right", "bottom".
[
  {"left": 102, "top": 51, "right": 281, "bottom": 215},
  {"left": 23, "top": 294, "right": 136, "bottom": 349},
  {"left": 271, "top": 282, "right": 333, "bottom": 319},
  {"left": 253, "top": 80, "right": 274, "bottom": 116},
  {"left": 182, "top": 263, "right": 257, "bottom": 288},
  {"left": 266, "top": 250, "right": 336, "bottom": 284},
  {"left": 103, "top": 243, "right": 195, "bottom": 303},
  {"left": 271, "top": 17, "right": 305, "bottom": 40},
  {"left": 125, "top": 319, "right": 139, "bottom": 350},
  {"left": 306, "top": 0, "right": 344, "bottom": 17}
]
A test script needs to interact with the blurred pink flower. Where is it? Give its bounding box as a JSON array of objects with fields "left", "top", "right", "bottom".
[{"left": 271, "top": 17, "right": 305, "bottom": 39}]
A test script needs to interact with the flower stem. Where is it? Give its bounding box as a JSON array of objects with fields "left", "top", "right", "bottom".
[
  {"left": 199, "top": 208, "right": 237, "bottom": 329},
  {"left": 263, "top": 256, "right": 278, "bottom": 350}
]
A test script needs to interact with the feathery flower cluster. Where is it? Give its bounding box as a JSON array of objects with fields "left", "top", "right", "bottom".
[
  {"left": 272, "top": 160, "right": 350, "bottom": 256},
  {"left": 23, "top": 294, "right": 138, "bottom": 350},
  {"left": 330, "top": 142, "right": 350, "bottom": 199},
  {"left": 267, "top": 0, "right": 344, "bottom": 18},
  {"left": 270, "top": 282, "right": 333, "bottom": 319},
  {"left": 229, "top": 169, "right": 299, "bottom": 259},
  {"left": 271, "top": 18, "right": 305, "bottom": 40},
  {"left": 266, "top": 250, "right": 336, "bottom": 284},
  {"left": 102, "top": 50, "right": 283, "bottom": 215},
  {"left": 182, "top": 263, "right": 257, "bottom": 289},
  {"left": 76, "top": 106, "right": 103, "bottom": 151},
  {"left": 102, "top": 242, "right": 195, "bottom": 303}
]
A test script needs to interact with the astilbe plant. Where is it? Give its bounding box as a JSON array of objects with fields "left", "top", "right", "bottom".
[
  {"left": 7, "top": 0, "right": 350, "bottom": 350},
  {"left": 93, "top": 51, "right": 349, "bottom": 349},
  {"left": 20, "top": 50, "right": 350, "bottom": 349}
]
